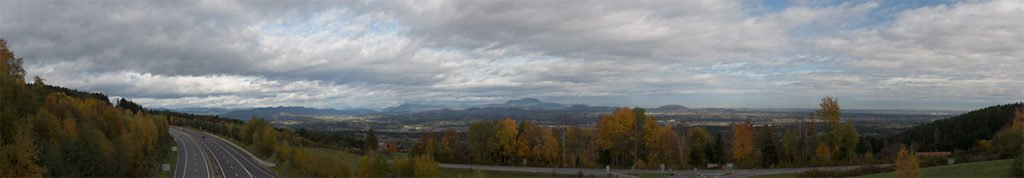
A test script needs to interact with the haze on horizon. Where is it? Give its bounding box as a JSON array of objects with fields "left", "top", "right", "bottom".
[{"left": 0, "top": 0, "right": 1021, "bottom": 111}]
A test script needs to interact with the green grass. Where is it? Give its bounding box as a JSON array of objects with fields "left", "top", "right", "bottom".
[
  {"left": 627, "top": 172, "right": 673, "bottom": 178},
  {"left": 303, "top": 147, "right": 363, "bottom": 171},
  {"left": 440, "top": 168, "right": 571, "bottom": 178},
  {"left": 748, "top": 173, "right": 797, "bottom": 178},
  {"left": 855, "top": 159, "right": 1012, "bottom": 178}
]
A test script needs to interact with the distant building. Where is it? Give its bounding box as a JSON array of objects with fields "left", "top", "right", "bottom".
[{"left": 916, "top": 152, "right": 951, "bottom": 158}]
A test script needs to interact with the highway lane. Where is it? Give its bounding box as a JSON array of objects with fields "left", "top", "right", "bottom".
[
  {"left": 177, "top": 127, "right": 276, "bottom": 178},
  {"left": 170, "top": 128, "right": 211, "bottom": 178}
]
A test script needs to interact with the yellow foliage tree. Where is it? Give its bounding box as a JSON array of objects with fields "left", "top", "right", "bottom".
[
  {"left": 532, "top": 128, "right": 560, "bottom": 166},
  {"left": 731, "top": 120, "right": 755, "bottom": 162},
  {"left": 494, "top": 119, "right": 518, "bottom": 165},
  {"left": 895, "top": 146, "right": 920, "bottom": 178},
  {"left": 413, "top": 155, "right": 439, "bottom": 178},
  {"left": 597, "top": 107, "right": 636, "bottom": 166},
  {"left": 647, "top": 124, "right": 680, "bottom": 168},
  {"left": 0, "top": 122, "right": 45, "bottom": 177},
  {"left": 1013, "top": 106, "right": 1024, "bottom": 132},
  {"left": 815, "top": 143, "right": 830, "bottom": 163}
]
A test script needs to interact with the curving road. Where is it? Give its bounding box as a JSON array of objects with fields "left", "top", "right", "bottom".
[
  {"left": 170, "top": 128, "right": 211, "bottom": 178},
  {"left": 170, "top": 127, "right": 276, "bottom": 178}
]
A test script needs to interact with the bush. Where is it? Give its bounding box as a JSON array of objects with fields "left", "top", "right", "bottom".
[
  {"left": 413, "top": 155, "right": 439, "bottom": 178},
  {"left": 795, "top": 165, "right": 893, "bottom": 178},
  {"left": 990, "top": 129, "right": 1023, "bottom": 159}
]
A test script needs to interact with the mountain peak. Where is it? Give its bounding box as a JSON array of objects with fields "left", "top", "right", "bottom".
[{"left": 655, "top": 104, "right": 690, "bottom": 111}]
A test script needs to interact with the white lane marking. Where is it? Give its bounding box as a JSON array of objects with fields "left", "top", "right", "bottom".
[
  {"left": 204, "top": 133, "right": 255, "bottom": 178},
  {"left": 183, "top": 129, "right": 221, "bottom": 178},
  {"left": 171, "top": 130, "right": 189, "bottom": 178},
  {"left": 207, "top": 135, "right": 275, "bottom": 177}
]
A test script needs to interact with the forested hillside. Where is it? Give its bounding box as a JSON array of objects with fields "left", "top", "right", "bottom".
[
  {"left": 0, "top": 39, "right": 174, "bottom": 177},
  {"left": 895, "top": 103, "right": 1023, "bottom": 152}
]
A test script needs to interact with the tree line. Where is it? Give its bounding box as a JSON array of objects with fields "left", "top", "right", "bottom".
[
  {"left": 409, "top": 97, "right": 877, "bottom": 169},
  {"left": 0, "top": 39, "right": 175, "bottom": 177}
]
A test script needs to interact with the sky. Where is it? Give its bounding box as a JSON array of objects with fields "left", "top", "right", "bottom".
[{"left": 0, "top": 0, "right": 1021, "bottom": 111}]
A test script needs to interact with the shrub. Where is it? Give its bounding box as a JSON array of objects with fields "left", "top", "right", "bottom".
[
  {"left": 413, "top": 155, "right": 439, "bottom": 178},
  {"left": 895, "top": 146, "right": 920, "bottom": 178}
]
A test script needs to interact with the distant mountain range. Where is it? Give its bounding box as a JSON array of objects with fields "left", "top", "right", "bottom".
[
  {"left": 165, "top": 97, "right": 967, "bottom": 123},
  {"left": 218, "top": 106, "right": 376, "bottom": 121},
  {"left": 166, "top": 98, "right": 697, "bottom": 121}
]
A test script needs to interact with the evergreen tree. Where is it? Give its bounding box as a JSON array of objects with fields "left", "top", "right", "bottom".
[
  {"left": 365, "top": 128, "right": 379, "bottom": 151},
  {"left": 756, "top": 125, "right": 778, "bottom": 168}
]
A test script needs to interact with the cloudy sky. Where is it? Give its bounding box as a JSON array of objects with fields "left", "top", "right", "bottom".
[{"left": 1, "top": 0, "right": 1021, "bottom": 110}]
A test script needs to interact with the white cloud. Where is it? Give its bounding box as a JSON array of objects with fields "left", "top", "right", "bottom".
[{"left": 3, "top": 0, "right": 1020, "bottom": 110}]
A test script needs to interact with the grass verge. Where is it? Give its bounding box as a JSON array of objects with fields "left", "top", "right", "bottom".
[
  {"left": 440, "top": 168, "right": 571, "bottom": 178},
  {"left": 626, "top": 172, "right": 673, "bottom": 178},
  {"left": 855, "top": 159, "right": 1012, "bottom": 178},
  {"left": 157, "top": 142, "right": 178, "bottom": 178}
]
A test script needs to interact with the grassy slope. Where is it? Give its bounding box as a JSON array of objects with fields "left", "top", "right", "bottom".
[
  {"left": 440, "top": 168, "right": 569, "bottom": 178},
  {"left": 627, "top": 172, "right": 673, "bottom": 178},
  {"left": 856, "top": 159, "right": 1012, "bottom": 178},
  {"left": 748, "top": 173, "right": 798, "bottom": 178},
  {"left": 303, "top": 147, "right": 572, "bottom": 178},
  {"left": 748, "top": 159, "right": 1012, "bottom": 178}
]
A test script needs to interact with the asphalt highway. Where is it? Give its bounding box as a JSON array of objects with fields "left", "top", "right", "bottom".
[
  {"left": 170, "top": 128, "right": 211, "bottom": 178},
  {"left": 171, "top": 127, "right": 276, "bottom": 178}
]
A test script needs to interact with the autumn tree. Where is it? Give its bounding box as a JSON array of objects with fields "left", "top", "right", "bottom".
[
  {"left": 566, "top": 126, "right": 600, "bottom": 167},
  {"left": 597, "top": 107, "right": 637, "bottom": 167},
  {"left": 731, "top": 120, "right": 755, "bottom": 165},
  {"left": 1013, "top": 106, "right": 1024, "bottom": 132},
  {"left": 0, "top": 39, "right": 43, "bottom": 177},
  {"left": 495, "top": 119, "right": 519, "bottom": 165},
  {"left": 816, "top": 96, "right": 859, "bottom": 162},
  {"left": 413, "top": 155, "right": 439, "bottom": 178},
  {"left": 439, "top": 128, "right": 460, "bottom": 162},
  {"left": 0, "top": 39, "right": 178, "bottom": 177},
  {"left": 532, "top": 127, "right": 561, "bottom": 166},
  {"left": 895, "top": 146, "right": 920, "bottom": 178},
  {"left": 517, "top": 121, "right": 540, "bottom": 165},
  {"left": 646, "top": 124, "right": 681, "bottom": 168},
  {"left": 0, "top": 120, "right": 45, "bottom": 177}
]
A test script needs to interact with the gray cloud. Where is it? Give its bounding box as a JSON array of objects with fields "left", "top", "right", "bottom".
[{"left": 1, "top": 0, "right": 1020, "bottom": 110}]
